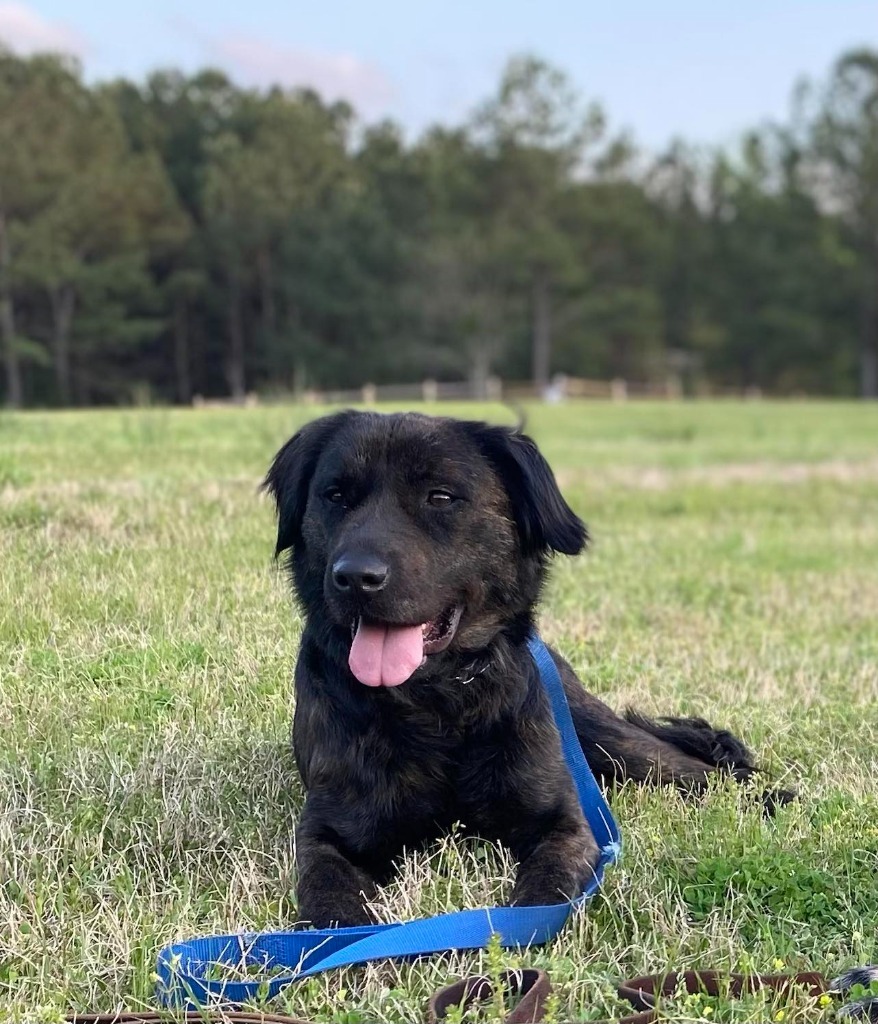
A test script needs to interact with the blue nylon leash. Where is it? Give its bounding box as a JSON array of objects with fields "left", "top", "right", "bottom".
[{"left": 155, "top": 635, "right": 622, "bottom": 1007}]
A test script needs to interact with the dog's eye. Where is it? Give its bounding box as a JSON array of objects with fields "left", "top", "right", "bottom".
[
  {"left": 427, "top": 490, "right": 456, "bottom": 508},
  {"left": 324, "top": 487, "right": 345, "bottom": 505}
]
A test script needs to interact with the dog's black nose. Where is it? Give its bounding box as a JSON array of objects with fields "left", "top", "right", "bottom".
[{"left": 332, "top": 556, "right": 389, "bottom": 594}]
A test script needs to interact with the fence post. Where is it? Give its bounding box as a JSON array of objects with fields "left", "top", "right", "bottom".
[
  {"left": 544, "top": 374, "right": 565, "bottom": 404},
  {"left": 486, "top": 376, "right": 503, "bottom": 401},
  {"left": 610, "top": 378, "right": 628, "bottom": 401},
  {"left": 422, "top": 379, "right": 438, "bottom": 402},
  {"left": 362, "top": 383, "right": 377, "bottom": 404}
]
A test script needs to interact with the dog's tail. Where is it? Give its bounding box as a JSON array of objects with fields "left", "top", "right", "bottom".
[
  {"left": 623, "top": 710, "right": 796, "bottom": 814},
  {"left": 623, "top": 711, "right": 757, "bottom": 777}
]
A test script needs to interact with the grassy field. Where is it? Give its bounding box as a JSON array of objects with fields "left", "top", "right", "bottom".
[{"left": 2, "top": 401, "right": 878, "bottom": 1023}]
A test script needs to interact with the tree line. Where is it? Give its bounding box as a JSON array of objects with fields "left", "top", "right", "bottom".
[{"left": 1, "top": 47, "right": 876, "bottom": 407}]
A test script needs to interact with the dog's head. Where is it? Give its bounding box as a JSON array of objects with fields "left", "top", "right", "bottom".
[{"left": 264, "top": 411, "right": 586, "bottom": 687}]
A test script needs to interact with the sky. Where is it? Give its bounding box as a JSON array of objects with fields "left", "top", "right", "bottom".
[{"left": 0, "top": 0, "right": 875, "bottom": 151}]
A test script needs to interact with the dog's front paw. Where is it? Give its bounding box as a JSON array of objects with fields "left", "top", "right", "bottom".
[
  {"left": 296, "top": 872, "right": 377, "bottom": 929},
  {"left": 511, "top": 873, "right": 577, "bottom": 907},
  {"left": 294, "top": 837, "right": 380, "bottom": 929},
  {"left": 511, "top": 840, "right": 597, "bottom": 907},
  {"left": 295, "top": 893, "right": 375, "bottom": 929}
]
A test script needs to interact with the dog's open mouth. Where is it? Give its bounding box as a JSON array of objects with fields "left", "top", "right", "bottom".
[
  {"left": 348, "top": 605, "right": 463, "bottom": 688},
  {"left": 421, "top": 604, "right": 463, "bottom": 654}
]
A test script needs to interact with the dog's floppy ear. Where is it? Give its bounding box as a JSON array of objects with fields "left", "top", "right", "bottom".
[
  {"left": 467, "top": 423, "right": 588, "bottom": 556},
  {"left": 263, "top": 411, "right": 352, "bottom": 556}
]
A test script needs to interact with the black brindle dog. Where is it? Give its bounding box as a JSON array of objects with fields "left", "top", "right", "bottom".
[{"left": 265, "top": 410, "right": 778, "bottom": 928}]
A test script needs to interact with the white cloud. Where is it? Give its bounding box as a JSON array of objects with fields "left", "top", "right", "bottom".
[
  {"left": 0, "top": 2, "right": 88, "bottom": 57},
  {"left": 205, "top": 33, "right": 395, "bottom": 115}
]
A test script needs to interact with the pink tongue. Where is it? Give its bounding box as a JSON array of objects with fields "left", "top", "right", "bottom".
[{"left": 349, "top": 619, "right": 425, "bottom": 687}]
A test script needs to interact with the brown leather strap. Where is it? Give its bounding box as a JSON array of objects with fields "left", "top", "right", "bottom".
[
  {"left": 428, "top": 968, "right": 552, "bottom": 1023},
  {"left": 617, "top": 970, "right": 827, "bottom": 1010},
  {"left": 64, "top": 969, "right": 832, "bottom": 1024},
  {"left": 427, "top": 969, "right": 829, "bottom": 1024}
]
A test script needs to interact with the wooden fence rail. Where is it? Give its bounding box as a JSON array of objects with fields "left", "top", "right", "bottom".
[{"left": 192, "top": 375, "right": 764, "bottom": 408}]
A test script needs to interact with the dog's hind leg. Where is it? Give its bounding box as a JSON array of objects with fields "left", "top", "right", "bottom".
[
  {"left": 550, "top": 648, "right": 793, "bottom": 808},
  {"left": 618, "top": 711, "right": 797, "bottom": 812},
  {"left": 569, "top": 689, "right": 753, "bottom": 790}
]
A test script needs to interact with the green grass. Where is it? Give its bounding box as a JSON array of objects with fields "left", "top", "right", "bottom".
[{"left": 2, "top": 400, "right": 878, "bottom": 1023}]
